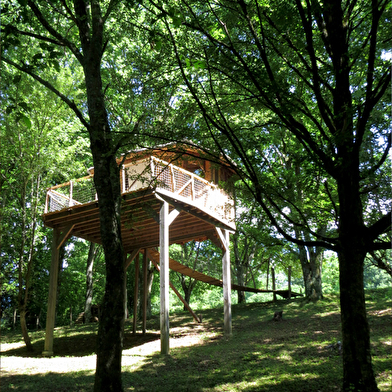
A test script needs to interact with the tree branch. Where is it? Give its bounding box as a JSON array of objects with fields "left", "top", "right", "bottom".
[
  {"left": 3, "top": 57, "right": 89, "bottom": 130},
  {"left": 367, "top": 211, "right": 391, "bottom": 242},
  {"left": 27, "top": 0, "right": 83, "bottom": 62}
]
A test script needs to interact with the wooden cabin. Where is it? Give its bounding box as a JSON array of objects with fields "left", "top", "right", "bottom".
[{"left": 42, "top": 142, "right": 236, "bottom": 356}]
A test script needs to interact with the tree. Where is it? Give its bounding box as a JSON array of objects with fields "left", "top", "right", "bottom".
[
  {"left": 1, "top": 1, "right": 143, "bottom": 389},
  {"left": 0, "top": 64, "right": 91, "bottom": 345},
  {"left": 170, "top": 241, "right": 219, "bottom": 310},
  {"left": 143, "top": 1, "right": 391, "bottom": 390}
]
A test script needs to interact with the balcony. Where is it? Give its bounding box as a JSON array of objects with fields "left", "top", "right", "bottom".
[{"left": 45, "top": 156, "right": 235, "bottom": 230}]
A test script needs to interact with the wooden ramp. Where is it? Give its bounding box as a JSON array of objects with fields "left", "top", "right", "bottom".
[{"left": 145, "top": 249, "right": 302, "bottom": 299}]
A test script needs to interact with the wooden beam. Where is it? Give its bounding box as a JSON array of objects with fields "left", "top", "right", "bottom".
[
  {"left": 125, "top": 248, "right": 140, "bottom": 270},
  {"left": 57, "top": 224, "right": 74, "bottom": 250},
  {"left": 159, "top": 201, "right": 170, "bottom": 355},
  {"left": 42, "top": 228, "right": 62, "bottom": 356},
  {"left": 149, "top": 254, "right": 201, "bottom": 324}
]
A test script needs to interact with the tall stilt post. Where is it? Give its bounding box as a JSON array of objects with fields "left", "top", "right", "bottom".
[
  {"left": 222, "top": 229, "right": 232, "bottom": 336},
  {"left": 133, "top": 253, "right": 140, "bottom": 334},
  {"left": 142, "top": 249, "right": 148, "bottom": 334},
  {"left": 42, "top": 228, "right": 61, "bottom": 356},
  {"left": 160, "top": 201, "right": 170, "bottom": 354}
]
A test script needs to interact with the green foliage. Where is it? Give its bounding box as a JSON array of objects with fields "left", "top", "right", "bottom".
[{"left": 0, "top": 66, "right": 92, "bottom": 330}]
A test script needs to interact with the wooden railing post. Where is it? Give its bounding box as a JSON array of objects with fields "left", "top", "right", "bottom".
[
  {"left": 122, "top": 165, "right": 126, "bottom": 193},
  {"left": 45, "top": 190, "right": 49, "bottom": 213}
]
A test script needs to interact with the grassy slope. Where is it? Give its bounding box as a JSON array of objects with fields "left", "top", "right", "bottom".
[{"left": 1, "top": 288, "right": 391, "bottom": 392}]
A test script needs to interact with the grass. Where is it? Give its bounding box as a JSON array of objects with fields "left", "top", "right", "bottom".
[{"left": 1, "top": 288, "right": 391, "bottom": 391}]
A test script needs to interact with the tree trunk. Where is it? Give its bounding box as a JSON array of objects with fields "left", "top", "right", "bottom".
[
  {"left": 19, "top": 307, "right": 33, "bottom": 351},
  {"left": 180, "top": 276, "right": 197, "bottom": 311},
  {"left": 74, "top": 3, "right": 126, "bottom": 390},
  {"left": 84, "top": 242, "right": 96, "bottom": 323},
  {"left": 337, "top": 170, "right": 379, "bottom": 392},
  {"left": 236, "top": 262, "right": 246, "bottom": 304},
  {"left": 146, "top": 262, "right": 154, "bottom": 319},
  {"left": 298, "top": 245, "right": 323, "bottom": 300},
  {"left": 266, "top": 258, "right": 270, "bottom": 290},
  {"left": 272, "top": 267, "right": 277, "bottom": 302},
  {"left": 233, "top": 233, "right": 246, "bottom": 303}
]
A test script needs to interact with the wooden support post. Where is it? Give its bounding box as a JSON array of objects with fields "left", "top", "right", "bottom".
[
  {"left": 142, "top": 249, "right": 148, "bottom": 334},
  {"left": 288, "top": 266, "right": 292, "bottom": 300},
  {"left": 272, "top": 266, "right": 277, "bottom": 302},
  {"left": 222, "top": 229, "right": 232, "bottom": 336},
  {"left": 160, "top": 201, "right": 170, "bottom": 355},
  {"left": 216, "top": 227, "right": 232, "bottom": 337},
  {"left": 133, "top": 253, "right": 140, "bottom": 334},
  {"left": 42, "top": 228, "right": 61, "bottom": 356}
]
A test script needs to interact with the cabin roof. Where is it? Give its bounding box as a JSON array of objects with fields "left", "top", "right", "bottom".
[{"left": 87, "top": 140, "right": 236, "bottom": 176}]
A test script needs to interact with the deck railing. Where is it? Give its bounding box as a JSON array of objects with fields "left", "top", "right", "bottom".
[{"left": 45, "top": 156, "right": 234, "bottom": 224}]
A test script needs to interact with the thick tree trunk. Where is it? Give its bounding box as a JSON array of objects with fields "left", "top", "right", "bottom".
[
  {"left": 73, "top": 3, "right": 126, "bottom": 391},
  {"left": 92, "top": 144, "right": 125, "bottom": 392},
  {"left": 84, "top": 242, "right": 96, "bottom": 323},
  {"left": 338, "top": 174, "right": 379, "bottom": 392}
]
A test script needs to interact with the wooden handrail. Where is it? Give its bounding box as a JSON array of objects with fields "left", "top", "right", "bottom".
[{"left": 45, "top": 156, "right": 234, "bottom": 224}]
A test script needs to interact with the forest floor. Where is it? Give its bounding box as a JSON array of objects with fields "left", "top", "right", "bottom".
[{"left": 1, "top": 288, "right": 391, "bottom": 392}]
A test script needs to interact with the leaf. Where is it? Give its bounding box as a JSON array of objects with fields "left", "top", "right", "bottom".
[
  {"left": 6, "top": 105, "right": 16, "bottom": 114},
  {"left": 13, "top": 75, "right": 22, "bottom": 84},
  {"left": 19, "top": 102, "right": 29, "bottom": 112},
  {"left": 20, "top": 114, "right": 32, "bottom": 129},
  {"left": 172, "top": 16, "right": 182, "bottom": 28},
  {"left": 52, "top": 61, "right": 61, "bottom": 73},
  {"left": 193, "top": 60, "right": 206, "bottom": 70}
]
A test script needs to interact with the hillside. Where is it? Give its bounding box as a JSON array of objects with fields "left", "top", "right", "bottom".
[{"left": 1, "top": 289, "right": 391, "bottom": 391}]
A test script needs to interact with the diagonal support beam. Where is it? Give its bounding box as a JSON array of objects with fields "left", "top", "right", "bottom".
[
  {"left": 57, "top": 224, "right": 75, "bottom": 250},
  {"left": 124, "top": 248, "right": 140, "bottom": 270},
  {"left": 149, "top": 258, "right": 201, "bottom": 323},
  {"left": 147, "top": 250, "right": 201, "bottom": 324}
]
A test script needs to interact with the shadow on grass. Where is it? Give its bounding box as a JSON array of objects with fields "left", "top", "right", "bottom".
[
  {"left": 122, "top": 329, "right": 344, "bottom": 392},
  {"left": 1, "top": 370, "right": 94, "bottom": 392},
  {"left": 1, "top": 331, "right": 160, "bottom": 358}
]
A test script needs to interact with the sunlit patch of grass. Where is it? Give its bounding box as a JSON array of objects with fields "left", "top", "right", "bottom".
[{"left": 2, "top": 288, "right": 391, "bottom": 391}]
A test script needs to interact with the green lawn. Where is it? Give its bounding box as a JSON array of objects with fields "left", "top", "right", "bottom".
[{"left": 1, "top": 288, "right": 391, "bottom": 391}]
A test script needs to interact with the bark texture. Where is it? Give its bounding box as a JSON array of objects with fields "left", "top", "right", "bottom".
[{"left": 73, "top": 2, "right": 126, "bottom": 390}]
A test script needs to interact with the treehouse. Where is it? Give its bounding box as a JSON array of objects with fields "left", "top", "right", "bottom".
[{"left": 42, "top": 142, "right": 236, "bottom": 356}]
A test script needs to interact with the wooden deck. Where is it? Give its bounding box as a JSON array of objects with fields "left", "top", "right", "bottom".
[{"left": 43, "top": 157, "right": 235, "bottom": 252}]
